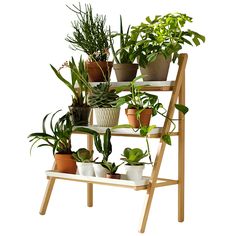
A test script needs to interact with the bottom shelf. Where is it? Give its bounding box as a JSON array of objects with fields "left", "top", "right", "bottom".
[{"left": 46, "top": 171, "right": 178, "bottom": 191}]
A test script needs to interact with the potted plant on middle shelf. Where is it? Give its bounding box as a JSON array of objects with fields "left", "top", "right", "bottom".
[
  {"left": 109, "top": 16, "right": 138, "bottom": 82},
  {"left": 66, "top": 3, "right": 112, "bottom": 82},
  {"left": 121, "top": 147, "right": 149, "bottom": 181},
  {"left": 50, "top": 56, "right": 91, "bottom": 126},
  {"left": 131, "top": 13, "right": 205, "bottom": 81},
  {"left": 101, "top": 161, "right": 123, "bottom": 179},
  {"left": 28, "top": 110, "right": 77, "bottom": 174},
  {"left": 72, "top": 148, "right": 95, "bottom": 176},
  {"left": 88, "top": 82, "right": 120, "bottom": 127}
]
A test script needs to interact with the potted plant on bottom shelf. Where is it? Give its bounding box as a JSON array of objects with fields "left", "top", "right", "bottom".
[
  {"left": 109, "top": 15, "right": 138, "bottom": 82},
  {"left": 72, "top": 148, "right": 95, "bottom": 176},
  {"left": 131, "top": 13, "right": 205, "bottom": 81},
  {"left": 88, "top": 82, "right": 120, "bottom": 127},
  {"left": 73, "top": 127, "right": 112, "bottom": 178},
  {"left": 50, "top": 56, "right": 91, "bottom": 126},
  {"left": 121, "top": 148, "right": 149, "bottom": 181},
  {"left": 101, "top": 161, "right": 123, "bottom": 179},
  {"left": 65, "top": 3, "right": 112, "bottom": 82},
  {"left": 28, "top": 110, "right": 77, "bottom": 174}
]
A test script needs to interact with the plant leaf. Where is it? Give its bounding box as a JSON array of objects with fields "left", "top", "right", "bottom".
[{"left": 175, "top": 104, "right": 189, "bottom": 114}]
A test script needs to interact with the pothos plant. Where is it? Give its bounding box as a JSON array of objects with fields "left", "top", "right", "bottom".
[{"left": 113, "top": 76, "right": 188, "bottom": 162}]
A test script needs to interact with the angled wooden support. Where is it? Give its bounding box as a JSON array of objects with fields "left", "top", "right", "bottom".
[
  {"left": 39, "top": 162, "right": 56, "bottom": 215},
  {"left": 139, "top": 54, "right": 188, "bottom": 233}
]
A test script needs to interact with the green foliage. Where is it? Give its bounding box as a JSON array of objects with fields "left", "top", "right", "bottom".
[
  {"left": 121, "top": 148, "right": 148, "bottom": 165},
  {"left": 73, "top": 127, "right": 112, "bottom": 162},
  {"left": 28, "top": 110, "right": 73, "bottom": 155},
  {"left": 66, "top": 3, "right": 109, "bottom": 61},
  {"left": 101, "top": 161, "right": 123, "bottom": 174},
  {"left": 50, "top": 56, "right": 92, "bottom": 107},
  {"left": 88, "top": 82, "right": 119, "bottom": 108},
  {"left": 72, "top": 148, "right": 94, "bottom": 162},
  {"left": 131, "top": 13, "right": 205, "bottom": 67},
  {"left": 109, "top": 15, "right": 138, "bottom": 64}
]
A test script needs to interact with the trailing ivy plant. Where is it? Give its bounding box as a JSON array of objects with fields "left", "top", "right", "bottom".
[
  {"left": 131, "top": 12, "right": 205, "bottom": 67},
  {"left": 66, "top": 3, "right": 110, "bottom": 61}
]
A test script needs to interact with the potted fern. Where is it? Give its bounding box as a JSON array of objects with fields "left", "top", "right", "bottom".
[
  {"left": 28, "top": 111, "right": 77, "bottom": 174},
  {"left": 131, "top": 13, "right": 205, "bottom": 80},
  {"left": 110, "top": 16, "right": 138, "bottom": 82},
  {"left": 88, "top": 82, "right": 120, "bottom": 127},
  {"left": 72, "top": 148, "right": 95, "bottom": 176},
  {"left": 50, "top": 56, "right": 91, "bottom": 126},
  {"left": 121, "top": 148, "right": 149, "bottom": 181},
  {"left": 66, "top": 3, "right": 112, "bottom": 82}
]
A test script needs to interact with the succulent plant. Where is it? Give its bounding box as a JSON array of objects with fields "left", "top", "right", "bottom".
[
  {"left": 101, "top": 160, "right": 123, "bottom": 174},
  {"left": 88, "top": 82, "right": 119, "bottom": 108},
  {"left": 121, "top": 147, "right": 148, "bottom": 165},
  {"left": 72, "top": 148, "right": 94, "bottom": 162}
]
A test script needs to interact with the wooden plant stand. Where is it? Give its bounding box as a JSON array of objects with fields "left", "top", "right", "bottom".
[{"left": 39, "top": 54, "right": 188, "bottom": 233}]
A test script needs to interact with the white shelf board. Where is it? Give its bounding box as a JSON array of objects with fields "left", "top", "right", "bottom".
[{"left": 46, "top": 170, "right": 150, "bottom": 188}]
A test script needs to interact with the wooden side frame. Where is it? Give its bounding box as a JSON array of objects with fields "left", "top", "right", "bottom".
[{"left": 139, "top": 54, "right": 188, "bottom": 233}]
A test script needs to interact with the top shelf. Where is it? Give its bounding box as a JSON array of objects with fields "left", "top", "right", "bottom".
[{"left": 90, "top": 81, "right": 175, "bottom": 91}]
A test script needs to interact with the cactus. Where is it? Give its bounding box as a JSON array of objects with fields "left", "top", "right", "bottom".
[{"left": 88, "top": 82, "right": 119, "bottom": 108}]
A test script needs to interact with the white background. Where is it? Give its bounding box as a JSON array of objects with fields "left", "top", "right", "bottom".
[{"left": 1, "top": 0, "right": 236, "bottom": 235}]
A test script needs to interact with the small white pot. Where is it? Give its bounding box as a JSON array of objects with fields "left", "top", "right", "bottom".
[
  {"left": 77, "top": 162, "right": 94, "bottom": 176},
  {"left": 93, "top": 163, "right": 109, "bottom": 178},
  {"left": 94, "top": 107, "right": 120, "bottom": 127},
  {"left": 125, "top": 165, "right": 145, "bottom": 181}
]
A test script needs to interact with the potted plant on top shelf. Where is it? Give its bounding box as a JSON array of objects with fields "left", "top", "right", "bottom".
[
  {"left": 66, "top": 3, "right": 112, "bottom": 82},
  {"left": 51, "top": 56, "right": 91, "bottom": 126},
  {"left": 109, "top": 15, "right": 138, "bottom": 82},
  {"left": 72, "top": 148, "right": 95, "bottom": 176},
  {"left": 121, "top": 147, "right": 149, "bottom": 181},
  {"left": 131, "top": 13, "right": 205, "bottom": 81},
  {"left": 28, "top": 110, "right": 77, "bottom": 174},
  {"left": 88, "top": 82, "right": 120, "bottom": 127}
]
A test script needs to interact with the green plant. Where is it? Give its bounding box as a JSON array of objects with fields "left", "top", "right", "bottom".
[
  {"left": 109, "top": 15, "right": 138, "bottom": 64},
  {"left": 121, "top": 148, "right": 149, "bottom": 165},
  {"left": 66, "top": 3, "right": 110, "bottom": 61},
  {"left": 73, "top": 127, "right": 112, "bottom": 162},
  {"left": 88, "top": 82, "right": 119, "bottom": 108},
  {"left": 101, "top": 161, "right": 123, "bottom": 174},
  {"left": 28, "top": 110, "right": 73, "bottom": 154},
  {"left": 72, "top": 148, "right": 94, "bottom": 162},
  {"left": 131, "top": 13, "right": 205, "bottom": 67},
  {"left": 50, "top": 56, "right": 92, "bottom": 107}
]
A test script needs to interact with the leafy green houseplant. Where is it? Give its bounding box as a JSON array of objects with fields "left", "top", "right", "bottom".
[
  {"left": 73, "top": 127, "right": 112, "bottom": 177},
  {"left": 73, "top": 148, "right": 95, "bottom": 176},
  {"left": 121, "top": 148, "right": 149, "bottom": 181},
  {"left": 88, "top": 82, "right": 120, "bottom": 127},
  {"left": 50, "top": 56, "right": 91, "bottom": 126},
  {"left": 101, "top": 161, "right": 123, "bottom": 179},
  {"left": 28, "top": 110, "right": 77, "bottom": 174},
  {"left": 65, "top": 3, "right": 112, "bottom": 82},
  {"left": 110, "top": 16, "right": 138, "bottom": 81},
  {"left": 131, "top": 13, "right": 205, "bottom": 80}
]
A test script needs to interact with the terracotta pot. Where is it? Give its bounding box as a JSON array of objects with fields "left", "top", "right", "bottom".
[
  {"left": 85, "top": 61, "right": 113, "bottom": 82},
  {"left": 106, "top": 173, "right": 121, "bottom": 179},
  {"left": 140, "top": 54, "right": 171, "bottom": 81},
  {"left": 54, "top": 154, "right": 77, "bottom": 174},
  {"left": 68, "top": 106, "right": 91, "bottom": 126},
  {"left": 93, "top": 107, "right": 120, "bottom": 127},
  {"left": 125, "top": 108, "right": 152, "bottom": 128},
  {"left": 113, "top": 63, "right": 138, "bottom": 82}
]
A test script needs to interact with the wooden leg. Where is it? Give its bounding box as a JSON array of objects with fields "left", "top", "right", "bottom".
[
  {"left": 139, "top": 184, "right": 155, "bottom": 233},
  {"left": 87, "top": 183, "right": 93, "bottom": 207},
  {"left": 178, "top": 73, "right": 185, "bottom": 222}
]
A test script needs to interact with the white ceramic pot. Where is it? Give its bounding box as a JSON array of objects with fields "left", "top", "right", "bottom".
[
  {"left": 93, "top": 163, "right": 109, "bottom": 178},
  {"left": 125, "top": 165, "right": 145, "bottom": 181},
  {"left": 94, "top": 107, "right": 120, "bottom": 127},
  {"left": 77, "top": 162, "right": 94, "bottom": 176}
]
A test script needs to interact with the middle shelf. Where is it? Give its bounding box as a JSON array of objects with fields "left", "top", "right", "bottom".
[{"left": 73, "top": 126, "right": 179, "bottom": 138}]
